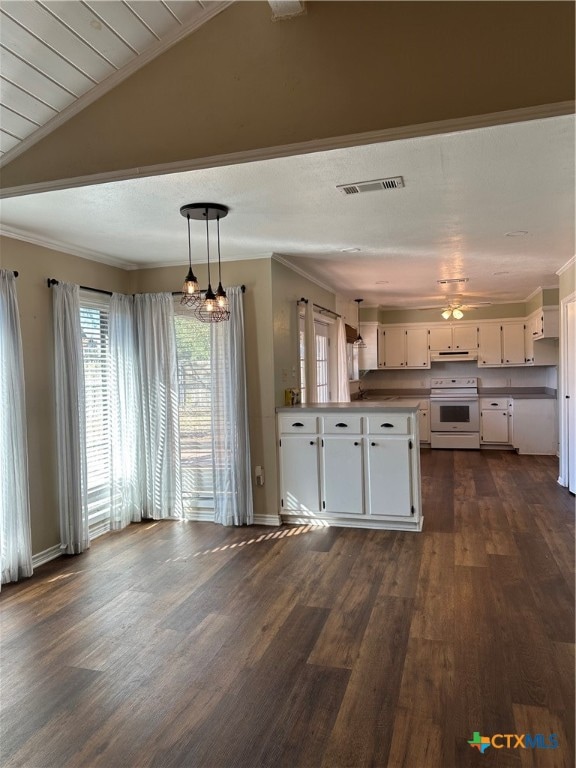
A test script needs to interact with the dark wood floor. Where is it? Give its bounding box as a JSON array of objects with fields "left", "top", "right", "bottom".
[{"left": 1, "top": 450, "right": 574, "bottom": 768}]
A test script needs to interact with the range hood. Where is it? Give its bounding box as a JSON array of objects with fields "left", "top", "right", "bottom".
[{"left": 430, "top": 350, "right": 478, "bottom": 362}]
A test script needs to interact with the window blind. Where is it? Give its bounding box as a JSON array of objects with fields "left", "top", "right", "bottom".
[{"left": 79, "top": 292, "right": 111, "bottom": 533}]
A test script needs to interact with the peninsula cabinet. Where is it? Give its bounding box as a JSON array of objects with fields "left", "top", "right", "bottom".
[{"left": 277, "top": 406, "right": 422, "bottom": 531}]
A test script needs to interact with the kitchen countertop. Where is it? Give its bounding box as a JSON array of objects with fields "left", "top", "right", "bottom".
[
  {"left": 276, "top": 402, "right": 419, "bottom": 413},
  {"left": 478, "top": 387, "right": 557, "bottom": 399}
]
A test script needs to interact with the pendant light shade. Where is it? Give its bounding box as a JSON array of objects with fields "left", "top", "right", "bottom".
[
  {"left": 179, "top": 203, "right": 230, "bottom": 322},
  {"left": 353, "top": 298, "right": 367, "bottom": 348},
  {"left": 441, "top": 305, "right": 465, "bottom": 320}
]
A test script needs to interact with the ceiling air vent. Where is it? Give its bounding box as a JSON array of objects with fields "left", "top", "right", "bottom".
[
  {"left": 337, "top": 176, "right": 404, "bottom": 195},
  {"left": 437, "top": 278, "right": 469, "bottom": 285}
]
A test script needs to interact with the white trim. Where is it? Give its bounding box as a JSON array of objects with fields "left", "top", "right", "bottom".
[
  {"left": 2, "top": 101, "right": 573, "bottom": 199},
  {"left": 0, "top": 2, "right": 235, "bottom": 171},
  {"left": 185, "top": 510, "right": 215, "bottom": 523},
  {"left": 253, "top": 514, "right": 282, "bottom": 527},
  {"left": 280, "top": 513, "right": 423, "bottom": 532},
  {"left": 557, "top": 256, "right": 576, "bottom": 276},
  {"left": 558, "top": 289, "right": 576, "bottom": 488},
  {"left": 89, "top": 520, "right": 111, "bottom": 540},
  {"left": 31, "top": 544, "right": 63, "bottom": 569},
  {"left": 272, "top": 253, "right": 336, "bottom": 295},
  {"left": 0, "top": 226, "right": 137, "bottom": 269}
]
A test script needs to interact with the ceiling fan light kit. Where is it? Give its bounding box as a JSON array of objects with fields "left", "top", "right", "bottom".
[
  {"left": 442, "top": 306, "right": 464, "bottom": 320},
  {"left": 180, "top": 203, "right": 230, "bottom": 323}
]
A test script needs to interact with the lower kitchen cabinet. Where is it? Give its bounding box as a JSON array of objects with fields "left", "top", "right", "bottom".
[
  {"left": 511, "top": 399, "right": 558, "bottom": 455},
  {"left": 480, "top": 398, "right": 510, "bottom": 444},
  {"left": 277, "top": 406, "right": 422, "bottom": 531}
]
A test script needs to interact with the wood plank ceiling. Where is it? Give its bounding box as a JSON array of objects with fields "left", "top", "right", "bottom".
[{"left": 0, "top": 0, "right": 232, "bottom": 164}]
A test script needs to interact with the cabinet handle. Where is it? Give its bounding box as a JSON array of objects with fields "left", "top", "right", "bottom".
[
  {"left": 335, "top": 422, "right": 348, "bottom": 428},
  {"left": 354, "top": 441, "right": 359, "bottom": 446},
  {"left": 292, "top": 422, "right": 304, "bottom": 427},
  {"left": 491, "top": 403, "right": 498, "bottom": 406},
  {"left": 309, "top": 440, "right": 315, "bottom": 445},
  {"left": 533, "top": 331, "right": 538, "bottom": 335},
  {"left": 371, "top": 442, "right": 376, "bottom": 446},
  {"left": 380, "top": 423, "right": 394, "bottom": 428}
]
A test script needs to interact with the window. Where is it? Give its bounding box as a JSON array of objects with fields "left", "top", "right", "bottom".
[
  {"left": 173, "top": 302, "right": 214, "bottom": 516},
  {"left": 79, "top": 292, "right": 111, "bottom": 536},
  {"left": 298, "top": 312, "right": 333, "bottom": 403}
]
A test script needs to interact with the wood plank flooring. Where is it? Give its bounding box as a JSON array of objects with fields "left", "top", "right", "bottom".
[{"left": 1, "top": 450, "right": 574, "bottom": 768}]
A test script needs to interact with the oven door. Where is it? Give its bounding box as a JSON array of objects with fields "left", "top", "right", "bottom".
[{"left": 430, "top": 399, "right": 479, "bottom": 432}]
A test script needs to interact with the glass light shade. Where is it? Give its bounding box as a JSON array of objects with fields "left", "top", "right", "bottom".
[
  {"left": 182, "top": 268, "right": 199, "bottom": 295},
  {"left": 441, "top": 309, "right": 452, "bottom": 320},
  {"left": 452, "top": 308, "right": 464, "bottom": 319}
]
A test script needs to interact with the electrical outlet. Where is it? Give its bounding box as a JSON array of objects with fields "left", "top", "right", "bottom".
[{"left": 255, "top": 466, "right": 264, "bottom": 486}]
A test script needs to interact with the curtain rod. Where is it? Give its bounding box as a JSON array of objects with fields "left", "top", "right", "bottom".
[
  {"left": 171, "top": 285, "right": 246, "bottom": 296},
  {"left": 47, "top": 278, "right": 113, "bottom": 296},
  {"left": 298, "top": 297, "right": 341, "bottom": 319}
]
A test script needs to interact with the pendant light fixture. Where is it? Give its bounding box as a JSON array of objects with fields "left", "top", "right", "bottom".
[
  {"left": 353, "top": 298, "right": 367, "bottom": 347},
  {"left": 179, "top": 203, "right": 230, "bottom": 322}
]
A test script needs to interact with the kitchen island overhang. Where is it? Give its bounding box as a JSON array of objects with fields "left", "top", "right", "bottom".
[{"left": 276, "top": 402, "right": 422, "bottom": 532}]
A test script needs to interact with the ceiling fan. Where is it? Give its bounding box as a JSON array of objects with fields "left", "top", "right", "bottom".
[{"left": 413, "top": 297, "right": 493, "bottom": 319}]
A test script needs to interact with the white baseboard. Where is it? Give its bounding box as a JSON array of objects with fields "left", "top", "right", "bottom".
[
  {"left": 185, "top": 511, "right": 215, "bottom": 522},
  {"left": 32, "top": 544, "right": 63, "bottom": 568},
  {"left": 253, "top": 514, "right": 282, "bottom": 527}
]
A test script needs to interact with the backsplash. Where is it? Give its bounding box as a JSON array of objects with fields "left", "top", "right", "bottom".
[{"left": 361, "top": 362, "right": 557, "bottom": 391}]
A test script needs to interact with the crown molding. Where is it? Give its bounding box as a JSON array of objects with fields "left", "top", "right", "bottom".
[
  {"left": 0, "top": 1, "right": 234, "bottom": 172},
  {"left": 556, "top": 255, "right": 576, "bottom": 276},
  {"left": 0, "top": 226, "right": 137, "bottom": 270},
  {"left": 2, "top": 101, "right": 573, "bottom": 199},
  {"left": 271, "top": 253, "right": 336, "bottom": 295}
]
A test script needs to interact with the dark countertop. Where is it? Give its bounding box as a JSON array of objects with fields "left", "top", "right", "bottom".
[
  {"left": 478, "top": 387, "right": 557, "bottom": 399},
  {"left": 277, "top": 402, "right": 420, "bottom": 412}
]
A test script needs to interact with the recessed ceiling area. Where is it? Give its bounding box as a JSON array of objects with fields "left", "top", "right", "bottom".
[{"left": 0, "top": 113, "right": 574, "bottom": 309}]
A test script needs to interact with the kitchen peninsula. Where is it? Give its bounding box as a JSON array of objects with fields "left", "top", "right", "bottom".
[{"left": 276, "top": 402, "right": 422, "bottom": 531}]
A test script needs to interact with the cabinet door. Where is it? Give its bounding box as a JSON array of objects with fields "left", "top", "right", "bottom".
[
  {"left": 524, "top": 322, "right": 535, "bottom": 364},
  {"left": 480, "top": 409, "right": 509, "bottom": 443},
  {"left": 366, "top": 437, "right": 413, "bottom": 517},
  {"left": 406, "top": 328, "right": 430, "bottom": 368},
  {"left": 478, "top": 324, "right": 502, "bottom": 366},
  {"left": 322, "top": 437, "right": 364, "bottom": 514},
  {"left": 279, "top": 436, "right": 320, "bottom": 512},
  {"left": 502, "top": 322, "right": 525, "bottom": 365},
  {"left": 382, "top": 327, "right": 406, "bottom": 367},
  {"left": 358, "top": 323, "right": 378, "bottom": 370},
  {"left": 453, "top": 325, "right": 477, "bottom": 350},
  {"left": 428, "top": 326, "right": 452, "bottom": 350}
]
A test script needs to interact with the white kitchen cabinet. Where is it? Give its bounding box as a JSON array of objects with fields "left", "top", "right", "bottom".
[
  {"left": 358, "top": 322, "right": 379, "bottom": 370},
  {"left": 366, "top": 437, "right": 413, "bottom": 517},
  {"left": 429, "top": 324, "right": 477, "bottom": 351},
  {"left": 278, "top": 435, "right": 321, "bottom": 512},
  {"left": 501, "top": 322, "right": 526, "bottom": 365},
  {"left": 478, "top": 322, "right": 525, "bottom": 367},
  {"left": 322, "top": 436, "right": 364, "bottom": 514},
  {"left": 277, "top": 406, "right": 422, "bottom": 531},
  {"left": 510, "top": 399, "right": 558, "bottom": 455},
  {"left": 379, "top": 326, "right": 429, "bottom": 369},
  {"left": 480, "top": 408, "right": 509, "bottom": 443}
]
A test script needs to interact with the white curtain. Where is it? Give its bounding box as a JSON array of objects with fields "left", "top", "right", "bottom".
[
  {"left": 109, "top": 294, "right": 141, "bottom": 529},
  {"left": 304, "top": 299, "right": 317, "bottom": 404},
  {"left": 53, "top": 282, "right": 89, "bottom": 554},
  {"left": 211, "top": 287, "right": 254, "bottom": 526},
  {"left": 134, "top": 293, "right": 182, "bottom": 519},
  {"left": 0, "top": 270, "right": 33, "bottom": 585},
  {"left": 335, "top": 317, "right": 351, "bottom": 402}
]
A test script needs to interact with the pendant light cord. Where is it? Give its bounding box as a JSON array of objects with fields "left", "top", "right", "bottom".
[
  {"left": 205, "top": 207, "right": 211, "bottom": 286},
  {"left": 187, "top": 214, "right": 192, "bottom": 269},
  {"left": 217, "top": 215, "right": 222, "bottom": 283}
]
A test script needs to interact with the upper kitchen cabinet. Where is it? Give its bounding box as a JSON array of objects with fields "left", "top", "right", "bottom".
[
  {"left": 478, "top": 321, "right": 525, "bottom": 366},
  {"left": 358, "top": 322, "right": 379, "bottom": 370},
  {"left": 428, "top": 324, "right": 478, "bottom": 351},
  {"left": 379, "top": 326, "right": 429, "bottom": 369}
]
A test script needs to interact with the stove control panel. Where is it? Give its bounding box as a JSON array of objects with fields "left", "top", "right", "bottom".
[{"left": 431, "top": 377, "right": 478, "bottom": 388}]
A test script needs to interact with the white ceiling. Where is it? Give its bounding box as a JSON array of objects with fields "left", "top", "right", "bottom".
[{"left": 0, "top": 114, "right": 574, "bottom": 309}]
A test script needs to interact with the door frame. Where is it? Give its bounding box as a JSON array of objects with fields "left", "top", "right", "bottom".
[{"left": 558, "top": 289, "right": 576, "bottom": 489}]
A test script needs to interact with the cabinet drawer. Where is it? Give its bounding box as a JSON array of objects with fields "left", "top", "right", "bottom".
[
  {"left": 366, "top": 414, "right": 411, "bottom": 434},
  {"left": 323, "top": 415, "right": 362, "bottom": 434},
  {"left": 278, "top": 415, "right": 317, "bottom": 434},
  {"left": 480, "top": 398, "right": 508, "bottom": 409}
]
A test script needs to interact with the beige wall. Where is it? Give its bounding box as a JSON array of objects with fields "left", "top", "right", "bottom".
[
  {"left": 373, "top": 302, "right": 526, "bottom": 325},
  {"left": 271, "top": 258, "right": 336, "bottom": 407},
  {"left": 0, "top": 236, "right": 130, "bottom": 554},
  {"left": 2, "top": 0, "right": 574, "bottom": 191}
]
